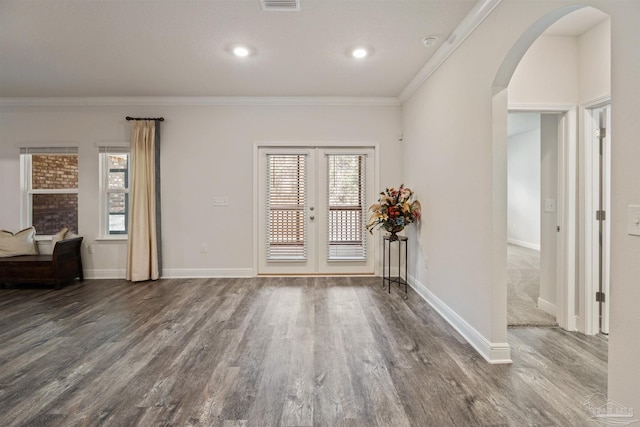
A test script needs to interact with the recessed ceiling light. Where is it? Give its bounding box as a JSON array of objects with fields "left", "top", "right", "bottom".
[
  {"left": 352, "top": 48, "right": 368, "bottom": 59},
  {"left": 233, "top": 46, "right": 250, "bottom": 57}
]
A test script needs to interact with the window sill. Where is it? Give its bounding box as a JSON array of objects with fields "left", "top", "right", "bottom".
[{"left": 95, "top": 236, "right": 128, "bottom": 242}]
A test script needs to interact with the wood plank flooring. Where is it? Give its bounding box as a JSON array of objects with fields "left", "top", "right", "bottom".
[{"left": 0, "top": 277, "right": 607, "bottom": 426}]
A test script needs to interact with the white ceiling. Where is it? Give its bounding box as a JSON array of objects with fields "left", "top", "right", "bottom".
[
  {"left": 0, "top": 0, "right": 477, "bottom": 98},
  {"left": 0, "top": 2, "right": 610, "bottom": 99}
]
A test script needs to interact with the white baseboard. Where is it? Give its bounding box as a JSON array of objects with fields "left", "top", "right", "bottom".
[
  {"left": 84, "top": 268, "right": 254, "bottom": 279},
  {"left": 574, "top": 315, "right": 582, "bottom": 333},
  {"left": 507, "top": 238, "right": 540, "bottom": 251},
  {"left": 537, "top": 297, "right": 557, "bottom": 316},
  {"left": 162, "top": 268, "right": 254, "bottom": 278},
  {"left": 84, "top": 269, "right": 126, "bottom": 279},
  {"left": 408, "top": 273, "right": 512, "bottom": 364}
]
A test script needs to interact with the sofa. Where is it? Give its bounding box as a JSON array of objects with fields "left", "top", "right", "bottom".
[{"left": 0, "top": 234, "right": 84, "bottom": 290}]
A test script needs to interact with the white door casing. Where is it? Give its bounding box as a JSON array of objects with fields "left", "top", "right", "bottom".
[{"left": 584, "top": 102, "right": 611, "bottom": 335}]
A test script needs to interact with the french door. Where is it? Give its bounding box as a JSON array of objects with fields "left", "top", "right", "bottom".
[{"left": 257, "top": 147, "right": 375, "bottom": 275}]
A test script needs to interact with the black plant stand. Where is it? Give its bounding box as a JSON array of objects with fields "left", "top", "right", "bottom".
[{"left": 382, "top": 235, "right": 408, "bottom": 296}]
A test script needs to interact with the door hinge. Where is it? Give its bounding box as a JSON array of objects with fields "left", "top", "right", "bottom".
[
  {"left": 596, "top": 210, "right": 606, "bottom": 221},
  {"left": 557, "top": 225, "right": 560, "bottom": 232},
  {"left": 596, "top": 127, "right": 607, "bottom": 138},
  {"left": 596, "top": 291, "right": 606, "bottom": 303}
]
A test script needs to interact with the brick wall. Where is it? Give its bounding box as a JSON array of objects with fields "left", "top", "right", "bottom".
[
  {"left": 32, "top": 155, "right": 78, "bottom": 189},
  {"left": 108, "top": 154, "right": 127, "bottom": 213},
  {"left": 32, "top": 194, "right": 78, "bottom": 235}
]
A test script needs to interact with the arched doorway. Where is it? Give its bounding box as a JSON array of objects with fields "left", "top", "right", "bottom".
[{"left": 492, "top": 6, "right": 611, "bottom": 334}]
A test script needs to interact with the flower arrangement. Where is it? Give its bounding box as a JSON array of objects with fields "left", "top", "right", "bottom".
[{"left": 366, "top": 184, "right": 421, "bottom": 240}]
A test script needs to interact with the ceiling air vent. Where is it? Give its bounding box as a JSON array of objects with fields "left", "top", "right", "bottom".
[{"left": 260, "top": 0, "right": 300, "bottom": 11}]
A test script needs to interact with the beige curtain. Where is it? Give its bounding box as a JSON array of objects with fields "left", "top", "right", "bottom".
[{"left": 126, "top": 120, "right": 161, "bottom": 281}]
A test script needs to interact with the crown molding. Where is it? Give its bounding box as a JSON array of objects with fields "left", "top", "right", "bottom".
[
  {"left": 399, "top": 0, "right": 502, "bottom": 104},
  {"left": 0, "top": 96, "right": 401, "bottom": 107}
]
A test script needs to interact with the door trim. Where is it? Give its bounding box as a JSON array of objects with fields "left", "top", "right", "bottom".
[
  {"left": 583, "top": 99, "right": 611, "bottom": 335},
  {"left": 508, "top": 103, "right": 577, "bottom": 332},
  {"left": 252, "top": 141, "right": 379, "bottom": 276}
]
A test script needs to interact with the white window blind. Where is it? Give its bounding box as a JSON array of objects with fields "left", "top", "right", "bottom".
[
  {"left": 20, "top": 147, "right": 78, "bottom": 155},
  {"left": 266, "top": 154, "right": 307, "bottom": 260},
  {"left": 326, "top": 154, "right": 366, "bottom": 260}
]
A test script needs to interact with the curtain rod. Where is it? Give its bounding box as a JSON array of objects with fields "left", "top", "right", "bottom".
[{"left": 126, "top": 116, "right": 164, "bottom": 121}]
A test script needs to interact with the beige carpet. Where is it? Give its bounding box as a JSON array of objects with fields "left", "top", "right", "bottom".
[{"left": 508, "top": 244, "right": 557, "bottom": 327}]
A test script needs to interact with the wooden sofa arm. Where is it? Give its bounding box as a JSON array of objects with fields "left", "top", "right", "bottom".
[{"left": 52, "top": 237, "right": 84, "bottom": 283}]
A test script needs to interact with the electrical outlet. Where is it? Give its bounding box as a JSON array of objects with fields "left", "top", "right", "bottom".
[
  {"left": 88, "top": 244, "right": 95, "bottom": 254},
  {"left": 200, "top": 243, "right": 208, "bottom": 253}
]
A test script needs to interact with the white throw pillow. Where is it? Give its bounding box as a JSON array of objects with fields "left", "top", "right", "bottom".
[
  {"left": 0, "top": 227, "right": 39, "bottom": 257},
  {"left": 51, "top": 226, "right": 70, "bottom": 246}
]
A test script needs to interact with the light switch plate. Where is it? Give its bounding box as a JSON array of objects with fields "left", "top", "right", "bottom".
[
  {"left": 213, "top": 197, "right": 228, "bottom": 207},
  {"left": 544, "top": 198, "right": 556, "bottom": 213},
  {"left": 628, "top": 205, "right": 640, "bottom": 236}
]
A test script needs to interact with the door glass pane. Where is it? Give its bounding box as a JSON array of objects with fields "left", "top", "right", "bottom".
[
  {"left": 327, "top": 154, "right": 366, "bottom": 259},
  {"left": 266, "top": 154, "right": 306, "bottom": 260}
]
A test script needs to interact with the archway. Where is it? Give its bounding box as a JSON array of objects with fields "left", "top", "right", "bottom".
[{"left": 492, "top": 5, "right": 611, "bottom": 333}]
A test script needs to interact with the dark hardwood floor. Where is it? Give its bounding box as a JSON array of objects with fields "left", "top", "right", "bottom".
[{"left": 0, "top": 277, "right": 607, "bottom": 426}]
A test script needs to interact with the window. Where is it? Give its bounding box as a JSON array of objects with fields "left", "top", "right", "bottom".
[
  {"left": 99, "top": 148, "right": 130, "bottom": 236},
  {"left": 20, "top": 147, "right": 79, "bottom": 236}
]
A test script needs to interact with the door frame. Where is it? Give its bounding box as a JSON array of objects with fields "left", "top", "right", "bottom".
[
  {"left": 253, "top": 141, "right": 380, "bottom": 276},
  {"left": 508, "top": 104, "right": 577, "bottom": 332},
  {"left": 583, "top": 97, "right": 611, "bottom": 335}
]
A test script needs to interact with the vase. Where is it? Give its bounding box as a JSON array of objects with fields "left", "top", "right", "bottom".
[{"left": 384, "top": 224, "right": 404, "bottom": 241}]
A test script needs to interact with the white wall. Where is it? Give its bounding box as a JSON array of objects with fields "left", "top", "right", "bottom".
[
  {"left": 402, "top": 20, "right": 505, "bottom": 359},
  {"left": 0, "top": 102, "right": 403, "bottom": 277},
  {"left": 507, "top": 120, "right": 540, "bottom": 249},
  {"left": 605, "top": 2, "right": 640, "bottom": 413},
  {"left": 403, "top": 0, "right": 640, "bottom": 412},
  {"left": 508, "top": 35, "right": 578, "bottom": 105},
  {"left": 579, "top": 18, "right": 611, "bottom": 104}
]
